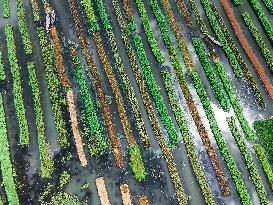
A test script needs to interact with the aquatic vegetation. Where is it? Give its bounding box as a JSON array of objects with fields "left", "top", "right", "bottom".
[
  {"left": 16, "top": 0, "right": 32, "bottom": 55},
  {"left": 0, "top": 0, "right": 272, "bottom": 204},
  {"left": 134, "top": 0, "right": 165, "bottom": 64},
  {"left": 0, "top": 48, "right": 6, "bottom": 81},
  {"left": 27, "top": 62, "right": 54, "bottom": 178},
  {"left": 254, "top": 144, "right": 273, "bottom": 191},
  {"left": 1, "top": 0, "right": 10, "bottom": 18},
  {"left": 254, "top": 118, "right": 273, "bottom": 163},
  {"left": 44, "top": 192, "right": 87, "bottom": 205},
  {"left": 248, "top": 0, "right": 273, "bottom": 43},
  {"left": 242, "top": 12, "right": 273, "bottom": 73},
  {"left": 0, "top": 94, "right": 19, "bottom": 205},
  {"left": 5, "top": 24, "right": 29, "bottom": 145},
  {"left": 211, "top": 3, "right": 266, "bottom": 108}
]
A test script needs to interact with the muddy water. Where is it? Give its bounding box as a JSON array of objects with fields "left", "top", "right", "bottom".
[{"left": 0, "top": 0, "right": 272, "bottom": 204}]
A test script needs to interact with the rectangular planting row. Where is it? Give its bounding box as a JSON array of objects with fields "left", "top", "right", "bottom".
[
  {"left": 0, "top": 94, "right": 20, "bottom": 204},
  {"left": 5, "top": 24, "right": 29, "bottom": 145},
  {"left": 16, "top": 0, "right": 33, "bottom": 55},
  {"left": 27, "top": 62, "right": 54, "bottom": 178},
  {"left": 159, "top": 0, "right": 231, "bottom": 196},
  {"left": 242, "top": 12, "right": 273, "bottom": 73}
]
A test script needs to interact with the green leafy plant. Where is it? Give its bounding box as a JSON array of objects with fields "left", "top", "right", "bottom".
[
  {"left": 5, "top": 24, "right": 29, "bottom": 145},
  {"left": 254, "top": 118, "right": 273, "bottom": 163},
  {"left": 129, "top": 145, "right": 147, "bottom": 181},
  {"left": 242, "top": 12, "right": 273, "bottom": 73},
  {"left": 2, "top": 0, "right": 10, "bottom": 18},
  {"left": 249, "top": 0, "right": 273, "bottom": 43},
  {"left": 133, "top": 34, "right": 178, "bottom": 146},
  {"left": 0, "top": 94, "right": 20, "bottom": 205},
  {"left": 83, "top": 0, "right": 144, "bottom": 174},
  {"left": 81, "top": 0, "right": 100, "bottom": 33},
  {"left": 134, "top": 0, "right": 165, "bottom": 64},
  {"left": 112, "top": 1, "right": 186, "bottom": 203},
  {"left": 16, "top": 0, "right": 32, "bottom": 54},
  {"left": 59, "top": 171, "right": 71, "bottom": 188},
  {"left": 192, "top": 37, "right": 230, "bottom": 112},
  {"left": 149, "top": 0, "right": 172, "bottom": 47},
  {"left": 158, "top": 0, "right": 253, "bottom": 202},
  {"left": 211, "top": 3, "right": 265, "bottom": 108},
  {"left": 214, "top": 60, "right": 255, "bottom": 141},
  {"left": 70, "top": 53, "right": 106, "bottom": 155},
  {"left": 94, "top": 30, "right": 146, "bottom": 178},
  {"left": 151, "top": 0, "right": 231, "bottom": 197},
  {"left": 261, "top": 0, "right": 273, "bottom": 14},
  {"left": 0, "top": 48, "right": 6, "bottom": 81},
  {"left": 192, "top": 38, "right": 254, "bottom": 140},
  {"left": 95, "top": 31, "right": 147, "bottom": 181},
  {"left": 254, "top": 144, "right": 273, "bottom": 191},
  {"left": 232, "top": 0, "right": 242, "bottom": 6},
  {"left": 27, "top": 62, "right": 54, "bottom": 178},
  {"left": 67, "top": 0, "right": 124, "bottom": 167},
  {"left": 126, "top": 16, "right": 137, "bottom": 33},
  {"left": 219, "top": 0, "right": 273, "bottom": 101},
  {"left": 228, "top": 117, "right": 269, "bottom": 205}
]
